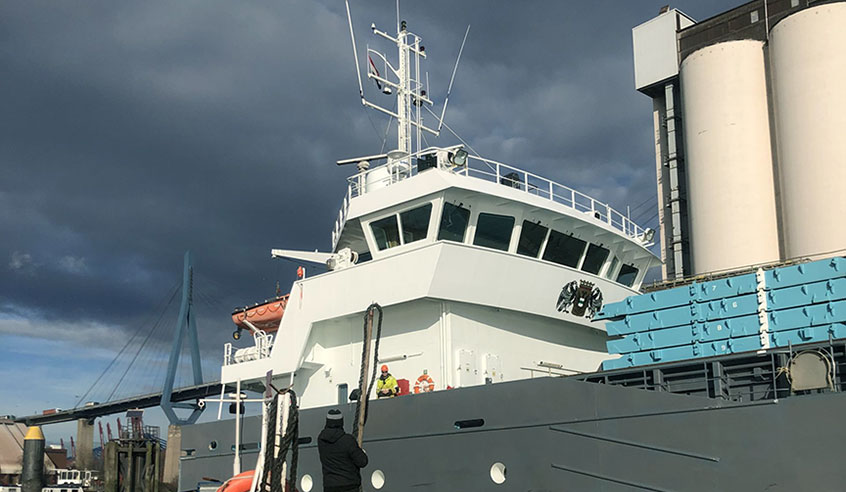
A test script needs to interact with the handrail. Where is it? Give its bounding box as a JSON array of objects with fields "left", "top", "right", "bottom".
[{"left": 338, "top": 148, "right": 652, "bottom": 243}]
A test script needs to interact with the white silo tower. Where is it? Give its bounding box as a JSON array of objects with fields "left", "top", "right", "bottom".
[
  {"left": 680, "top": 40, "right": 780, "bottom": 274},
  {"left": 769, "top": 3, "right": 846, "bottom": 260}
]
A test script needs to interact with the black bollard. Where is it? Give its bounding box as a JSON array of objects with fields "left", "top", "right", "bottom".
[{"left": 22, "top": 426, "right": 45, "bottom": 492}]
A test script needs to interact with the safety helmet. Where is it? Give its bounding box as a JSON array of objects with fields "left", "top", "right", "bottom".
[{"left": 380, "top": 364, "right": 389, "bottom": 372}]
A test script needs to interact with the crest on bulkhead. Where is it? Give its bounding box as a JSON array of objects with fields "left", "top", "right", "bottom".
[{"left": 556, "top": 280, "right": 603, "bottom": 319}]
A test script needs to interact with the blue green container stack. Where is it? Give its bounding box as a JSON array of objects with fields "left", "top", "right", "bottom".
[{"left": 597, "top": 257, "right": 846, "bottom": 370}]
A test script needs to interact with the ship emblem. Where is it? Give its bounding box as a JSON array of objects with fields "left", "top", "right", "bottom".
[{"left": 556, "top": 280, "right": 603, "bottom": 319}]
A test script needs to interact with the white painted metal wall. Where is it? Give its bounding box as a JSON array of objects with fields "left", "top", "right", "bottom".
[
  {"left": 680, "top": 40, "right": 780, "bottom": 274},
  {"left": 770, "top": 3, "right": 846, "bottom": 260},
  {"left": 284, "top": 299, "right": 607, "bottom": 410}
]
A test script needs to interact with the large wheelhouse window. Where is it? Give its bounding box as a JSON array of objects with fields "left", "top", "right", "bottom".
[
  {"left": 581, "top": 243, "right": 610, "bottom": 275},
  {"left": 473, "top": 213, "right": 515, "bottom": 251},
  {"left": 400, "top": 204, "right": 432, "bottom": 244},
  {"left": 370, "top": 215, "right": 400, "bottom": 251},
  {"left": 517, "top": 220, "right": 548, "bottom": 258},
  {"left": 438, "top": 202, "right": 471, "bottom": 242},
  {"left": 542, "top": 230, "right": 587, "bottom": 267},
  {"left": 370, "top": 203, "right": 433, "bottom": 251},
  {"left": 617, "top": 263, "right": 639, "bottom": 287}
]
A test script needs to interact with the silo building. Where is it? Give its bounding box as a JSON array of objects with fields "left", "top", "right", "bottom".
[{"left": 633, "top": 0, "right": 846, "bottom": 280}]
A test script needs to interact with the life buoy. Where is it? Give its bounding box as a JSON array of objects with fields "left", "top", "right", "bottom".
[
  {"left": 413, "top": 373, "right": 435, "bottom": 393},
  {"left": 216, "top": 470, "right": 254, "bottom": 492}
]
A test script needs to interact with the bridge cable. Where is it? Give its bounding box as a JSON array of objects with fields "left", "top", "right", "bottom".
[
  {"left": 629, "top": 194, "right": 658, "bottom": 215},
  {"left": 106, "top": 284, "right": 180, "bottom": 402},
  {"left": 74, "top": 279, "right": 180, "bottom": 408},
  {"left": 121, "top": 295, "right": 179, "bottom": 398},
  {"left": 641, "top": 209, "right": 661, "bottom": 230},
  {"left": 633, "top": 199, "right": 660, "bottom": 223}
]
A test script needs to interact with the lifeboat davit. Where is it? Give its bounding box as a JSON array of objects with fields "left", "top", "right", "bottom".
[
  {"left": 231, "top": 295, "right": 289, "bottom": 333},
  {"left": 216, "top": 470, "right": 254, "bottom": 492}
]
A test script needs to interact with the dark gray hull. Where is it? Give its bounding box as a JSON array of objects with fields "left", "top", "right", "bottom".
[{"left": 180, "top": 374, "right": 846, "bottom": 491}]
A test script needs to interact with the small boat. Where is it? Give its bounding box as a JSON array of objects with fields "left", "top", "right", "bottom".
[{"left": 231, "top": 295, "right": 289, "bottom": 334}]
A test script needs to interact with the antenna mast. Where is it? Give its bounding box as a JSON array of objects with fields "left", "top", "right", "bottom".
[
  {"left": 363, "top": 8, "right": 437, "bottom": 160},
  {"left": 341, "top": 1, "right": 468, "bottom": 178}
]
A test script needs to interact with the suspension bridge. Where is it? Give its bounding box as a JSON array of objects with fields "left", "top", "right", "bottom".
[{"left": 13, "top": 252, "right": 249, "bottom": 478}]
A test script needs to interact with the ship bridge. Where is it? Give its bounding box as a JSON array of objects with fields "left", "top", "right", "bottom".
[{"left": 332, "top": 147, "right": 656, "bottom": 291}]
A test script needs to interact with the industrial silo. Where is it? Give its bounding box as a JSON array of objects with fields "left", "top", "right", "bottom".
[
  {"left": 680, "top": 40, "right": 780, "bottom": 274},
  {"left": 769, "top": 3, "right": 846, "bottom": 260}
]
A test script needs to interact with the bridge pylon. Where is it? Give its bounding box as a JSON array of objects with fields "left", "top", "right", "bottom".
[{"left": 160, "top": 251, "right": 204, "bottom": 425}]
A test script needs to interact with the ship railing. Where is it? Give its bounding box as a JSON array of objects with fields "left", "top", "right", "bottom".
[
  {"left": 258, "top": 333, "right": 274, "bottom": 359},
  {"left": 343, "top": 147, "right": 649, "bottom": 241},
  {"left": 331, "top": 190, "right": 352, "bottom": 250},
  {"left": 224, "top": 342, "right": 233, "bottom": 366},
  {"left": 223, "top": 332, "right": 274, "bottom": 366}
]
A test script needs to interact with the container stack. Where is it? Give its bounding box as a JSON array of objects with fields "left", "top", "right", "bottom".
[{"left": 598, "top": 257, "right": 846, "bottom": 370}]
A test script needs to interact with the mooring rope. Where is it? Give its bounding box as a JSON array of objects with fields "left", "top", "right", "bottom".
[
  {"left": 352, "top": 303, "right": 383, "bottom": 444},
  {"left": 258, "top": 390, "right": 299, "bottom": 492}
]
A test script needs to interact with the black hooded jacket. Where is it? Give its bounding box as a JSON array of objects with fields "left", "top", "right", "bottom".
[{"left": 318, "top": 419, "right": 368, "bottom": 492}]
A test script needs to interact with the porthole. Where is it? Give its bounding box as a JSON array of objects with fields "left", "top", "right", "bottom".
[
  {"left": 371, "top": 470, "right": 385, "bottom": 489},
  {"left": 208, "top": 440, "right": 217, "bottom": 451},
  {"left": 300, "top": 474, "right": 313, "bottom": 492},
  {"left": 490, "top": 462, "right": 506, "bottom": 484}
]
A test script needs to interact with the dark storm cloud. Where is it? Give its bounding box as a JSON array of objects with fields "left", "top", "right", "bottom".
[{"left": 1, "top": 0, "right": 740, "bottom": 358}]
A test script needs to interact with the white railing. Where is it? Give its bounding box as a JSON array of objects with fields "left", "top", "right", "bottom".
[
  {"left": 224, "top": 342, "right": 233, "bottom": 365},
  {"left": 223, "top": 333, "right": 274, "bottom": 366},
  {"left": 331, "top": 189, "right": 352, "bottom": 250},
  {"left": 340, "top": 148, "right": 651, "bottom": 242}
]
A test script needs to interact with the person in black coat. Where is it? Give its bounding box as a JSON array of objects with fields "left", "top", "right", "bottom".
[{"left": 318, "top": 409, "right": 368, "bottom": 492}]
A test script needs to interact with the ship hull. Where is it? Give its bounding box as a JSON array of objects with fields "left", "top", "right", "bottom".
[{"left": 180, "top": 376, "right": 846, "bottom": 491}]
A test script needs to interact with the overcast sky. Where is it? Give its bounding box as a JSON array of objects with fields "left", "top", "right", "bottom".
[{"left": 1, "top": 0, "right": 741, "bottom": 443}]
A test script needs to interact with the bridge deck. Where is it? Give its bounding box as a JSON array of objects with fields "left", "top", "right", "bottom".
[{"left": 17, "top": 382, "right": 234, "bottom": 426}]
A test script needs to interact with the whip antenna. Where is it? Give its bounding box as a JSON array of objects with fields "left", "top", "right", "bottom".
[
  {"left": 438, "top": 24, "right": 470, "bottom": 133},
  {"left": 345, "top": 0, "right": 365, "bottom": 102}
]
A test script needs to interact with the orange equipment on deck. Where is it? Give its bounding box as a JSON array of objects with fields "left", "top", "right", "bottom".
[
  {"left": 231, "top": 295, "right": 289, "bottom": 333},
  {"left": 216, "top": 470, "right": 254, "bottom": 492}
]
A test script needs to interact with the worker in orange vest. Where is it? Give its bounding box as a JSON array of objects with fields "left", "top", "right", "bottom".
[{"left": 376, "top": 365, "right": 399, "bottom": 397}]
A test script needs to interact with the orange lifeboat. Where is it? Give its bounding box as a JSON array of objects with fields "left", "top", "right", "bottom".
[
  {"left": 216, "top": 470, "right": 254, "bottom": 492},
  {"left": 231, "top": 295, "right": 289, "bottom": 333}
]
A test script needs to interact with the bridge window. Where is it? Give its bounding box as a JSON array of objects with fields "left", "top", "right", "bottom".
[
  {"left": 370, "top": 215, "right": 401, "bottom": 251},
  {"left": 473, "top": 213, "right": 515, "bottom": 252},
  {"left": 542, "top": 230, "right": 587, "bottom": 267},
  {"left": 581, "top": 243, "right": 610, "bottom": 275},
  {"left": 617, "top": 264, "right": 639, "bottom": 287},
  {"left": 400, "top": 203, "right": 432, "bottom": 244},
  {"left": 438, "top": 202, "right": 470, "bottom": 242},
  {"left": 517, "top": 221, "right": 548, "bottom": 258}
]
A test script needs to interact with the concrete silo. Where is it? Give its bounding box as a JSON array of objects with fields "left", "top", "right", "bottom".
[
  {"left": 679, "top": 40, "right": 780, "bottom": 274},
  {"left": 769, "top": 3, "right": 846, "bottom": 260}
]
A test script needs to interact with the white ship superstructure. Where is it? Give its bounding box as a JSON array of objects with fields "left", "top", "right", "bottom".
[{"left": 220, "top": 6, "right": 658, "bottom": 409}]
